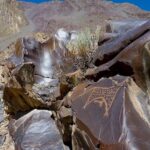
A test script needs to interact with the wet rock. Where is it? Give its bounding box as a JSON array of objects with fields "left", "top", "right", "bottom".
[
  {"left": 4, "top": 53, "right": 56, "bottom": 114},
  {"left": 69, "top": 75, "right": 150, "bottom": 149},
  {"left": 9, "top": 109, "right": 66, "bottom": 150},
  {"left": 5, "top": 36, "right": 66, "bottom": 106}
]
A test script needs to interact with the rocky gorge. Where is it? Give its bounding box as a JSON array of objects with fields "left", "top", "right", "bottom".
[{"left": 0, "top": 0, "right": 150, "bottom": 150}]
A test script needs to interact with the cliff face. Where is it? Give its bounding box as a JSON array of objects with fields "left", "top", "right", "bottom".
[{"left": 0, "top": 0, "right": 27, "bottom": 37}]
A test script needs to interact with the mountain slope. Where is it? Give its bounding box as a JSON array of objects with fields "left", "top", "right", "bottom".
[{"left": 20, "top": 0, "right": 150, "bottom": 33}]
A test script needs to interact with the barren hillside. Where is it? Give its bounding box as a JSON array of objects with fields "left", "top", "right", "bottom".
[{"left": 20, "top": 0, "right": 150, "bottom": 33}]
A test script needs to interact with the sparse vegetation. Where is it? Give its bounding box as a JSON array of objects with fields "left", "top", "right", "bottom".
[{"left": 66, "top": 26, "right": 102, "bottom": 70}]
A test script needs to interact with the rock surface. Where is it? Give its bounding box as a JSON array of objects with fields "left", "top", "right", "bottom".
[
  {"left": 0, "top": 1, "right": 150, "bottom": 150},
  {"left": 9, "top": 109, "right": 66, "bottom": 150},
  {"left": 69, "top": 75, "right": 150, "bottom": 149}
]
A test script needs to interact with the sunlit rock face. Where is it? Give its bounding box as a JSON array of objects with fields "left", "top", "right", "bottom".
[{"left": 0, "top": 0, "right": 27, "bottom": 37}]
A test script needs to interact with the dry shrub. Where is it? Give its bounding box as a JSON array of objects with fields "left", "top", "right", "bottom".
[{"left": 66, "top": 26, "right": 102, "bottom": 70}]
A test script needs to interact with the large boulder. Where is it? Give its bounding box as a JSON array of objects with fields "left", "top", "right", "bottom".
[
  {"left": 65, "top": 75, "right": 150, "bottom": 149},
  {"left": 92, "top": 20, "right": 150, "bottom": 64}
]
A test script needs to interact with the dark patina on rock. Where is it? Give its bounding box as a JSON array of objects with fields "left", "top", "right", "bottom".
[{"left": 69, "top": 75, "right": 150, "bottom": 149}]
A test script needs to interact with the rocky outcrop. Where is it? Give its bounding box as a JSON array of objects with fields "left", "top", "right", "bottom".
[
  {"left": 0, "top": 2, "right": 150, "bottom": 148},
  {"left": 92, "top": 20, "right": 150, "bottom": 64},
  {"left": 0, "top": 25, "right": 149, "bottom": 149},
  {"left": 86, "top": 22, "right": 150, "bottom": 92}
]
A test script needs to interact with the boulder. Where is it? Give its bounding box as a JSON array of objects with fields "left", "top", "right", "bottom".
[
  {"left": 67, "top": 75, "right": 150, "bottom": 149},
  {"left": 9, "top": 109, "right": 66, "bottom": 150},
  {"left": 86, "top": 37, "right": 150, "bottom": 93},
  {"left": 93, "top": 20, "right": 150, "bottom": 64},
  {"left": 3, "top": 75, "right": 49, "bottom": 114}
]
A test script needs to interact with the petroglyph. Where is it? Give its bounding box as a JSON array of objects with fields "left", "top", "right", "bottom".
[{"left": 83, "top": 84, "right": 123, "bottom": 116}]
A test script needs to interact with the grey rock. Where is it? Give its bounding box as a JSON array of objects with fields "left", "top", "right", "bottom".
[{"left": 9, "top": 109, "right": 66, "bottom": 150}]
